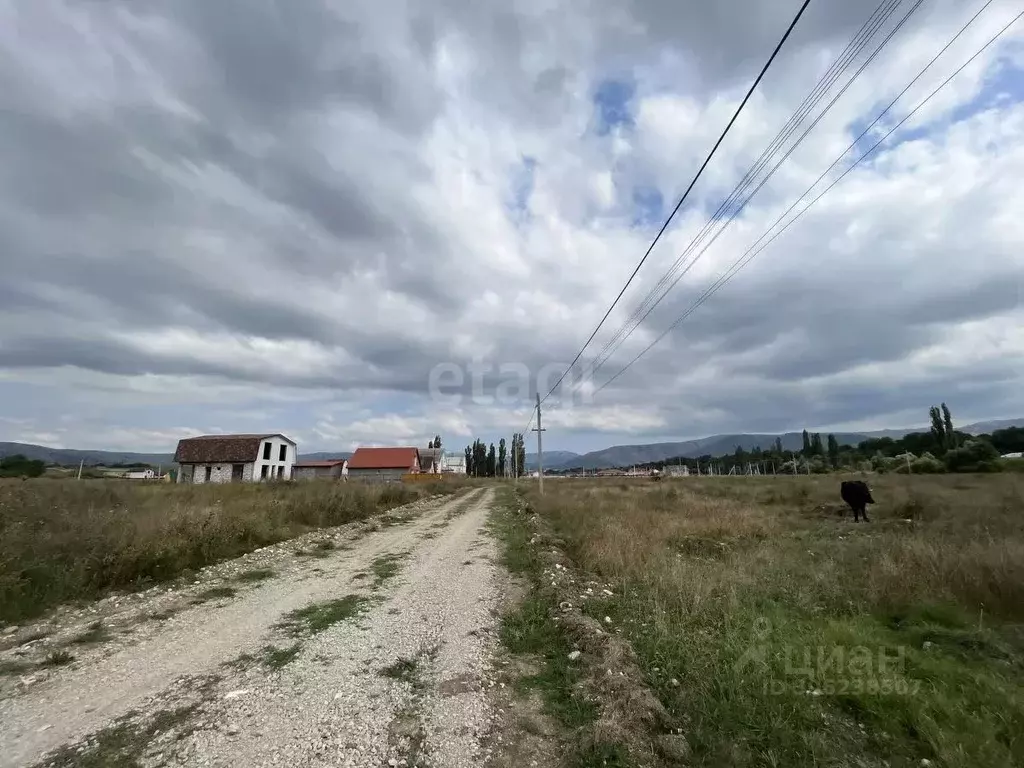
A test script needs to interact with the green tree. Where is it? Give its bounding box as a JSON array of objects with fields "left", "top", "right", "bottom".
[
  {"left": 773, "top": 436, "right": 784, "bottom": 455},
  {"left": 945, "top": 439, "right": 1001, "bottom": 473},
  {"left": 0, "top": 454, "right": 45, "bottom": 478},
  {"left": 487, "top": 443, "right": 497, "bottom": 477},
  {"left": 811, "top": 432, "right": 824, "bottom": 456},
  {"left": 929, "top": 405, "right": 946, "bottom": 452},
  {"left": 433, "top": 434, "right": 442, "bottom": 451},
  {"left": 498, "top": 438, "right": 507, "bottom": 477},
  {"left": 941, "top": 404, "right": 955, "bottom": 450},
  {"left": 464, "top": 445, "right": 472, "bottom": 476},
  {"left": 827, "top": 434, "right": 839, "bottom": 468},
  {"left": 801, "top": 430, "right": 811, "bottom": 456}
]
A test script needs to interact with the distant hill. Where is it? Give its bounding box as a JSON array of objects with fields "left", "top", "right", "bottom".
[
  {"left": 544, "top": 419, "right": 1024, "bottom": 470},
  {"left": 0, "top": 442, "right": 352, "bottom": 467},
  {"left": 524, "top": 451, "right": 580, "bottom": 470},
  {"left": 3, "top": 417, "right": 1019, "bottom": 471},
  {"left": 0, "top": 442, "right": 174, "bottom": 467}
]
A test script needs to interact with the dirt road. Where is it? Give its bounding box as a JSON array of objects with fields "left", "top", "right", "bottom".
[{"left": 0, "top": 487, "right": 507, "bottom": 767}]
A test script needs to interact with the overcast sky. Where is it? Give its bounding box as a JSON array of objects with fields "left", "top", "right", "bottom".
[{"left": 1, "top": 0, "right": 1022, "bottom": 454}]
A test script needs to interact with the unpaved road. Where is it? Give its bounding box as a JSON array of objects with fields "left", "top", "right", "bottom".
[{"left": 0, "top": 487, "right": 509, "bottom": 767}]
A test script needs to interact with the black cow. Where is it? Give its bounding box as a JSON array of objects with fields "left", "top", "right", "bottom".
[{"left": 840, "top": 480, "right": 875, "bottom": 522}]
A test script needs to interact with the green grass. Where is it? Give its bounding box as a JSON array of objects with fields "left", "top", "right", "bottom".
[
  {"left": 35, "top": 705, "right": 199, "bottom": 768},
  {"left": 234, "top": 568, "right": 277, "bottom": 583},
  {"left": 0, "top": 478, "right": 461, "bottom": 624},
  {"left": 491, "top": 488, "right": 631, "bottom": 766},
  {"left": 261, "top": 643, "right": 302, "bottom": 670},
  {"left": 525, "top": 474, "right": 1024, "bottom": 768},
  {"left": 370, "top": 552, "right": 408, "bottom": 588},
  {"left": 278, "top": 595, "right": 368, "bottom": 637}
]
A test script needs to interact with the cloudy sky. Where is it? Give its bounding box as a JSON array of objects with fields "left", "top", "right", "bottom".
[{"left": 1, "top": 0, "right": 1022, "bottom": 454}]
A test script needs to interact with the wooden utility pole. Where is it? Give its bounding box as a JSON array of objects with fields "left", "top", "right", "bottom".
[{"left": 532, "top": 393, "right": 545, "bottom": 495}]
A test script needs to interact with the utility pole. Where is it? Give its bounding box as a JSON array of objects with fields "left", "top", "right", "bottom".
[
  {"left": 532, "top": 394, "right": 545, "bottom": 495},
  {"left": 77, "top": 459, "right": 83, "bottom": 480},
  {"left": 512, "top": 436, "right": 517, "bottom": 484}
]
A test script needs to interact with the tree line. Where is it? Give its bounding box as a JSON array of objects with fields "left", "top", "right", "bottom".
[
  {"left": 462, "top": 433, "right": 528, "bottom": 477},
  {"left": 616, "top": 404, "right": 1021, "bottom": 476}
]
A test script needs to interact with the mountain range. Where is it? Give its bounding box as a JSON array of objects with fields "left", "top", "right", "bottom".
[{"left": 1, "top": 418, "right": 1020, "bottom": 470}]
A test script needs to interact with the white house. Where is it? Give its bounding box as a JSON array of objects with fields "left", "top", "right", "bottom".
[
  {"left": 440, "top": 452, "right": 466, "bottom": 474},
  {"left": 174, "top": 433, "right": 297, "bottom": 484},
  {"left": 124, "top": 469, "right": 156, "bottom": 480}
]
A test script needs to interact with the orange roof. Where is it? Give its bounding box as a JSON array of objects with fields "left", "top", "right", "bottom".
[{"left": 347, "top": 447, "right": 420, "bottom": 470}]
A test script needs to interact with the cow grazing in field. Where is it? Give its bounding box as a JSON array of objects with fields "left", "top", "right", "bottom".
[{"left": 840, "top": 480, "right": 875, "bottom": 522}]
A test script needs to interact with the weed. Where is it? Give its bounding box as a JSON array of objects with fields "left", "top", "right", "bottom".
[
  {"left": 234, "top": 568, "right": 276, "bottom": 583},
  {"left": 36, "top": 705, "right": 199, "bottom": 768},
  {"left": 148, "top": 608, "right": 179, "bottom": 622},
  {"left": 370, "top": 552, "right": 408, "bottom": 588},
  {"left": 278, "top": 595, "right": 368, "bottom": 637},
  {"left": 194, "top": 585, "right": 238, "bottom": 603},
  {"left": 380, "top": 657, "right": 418, "bottom": 681},
  {"left": 0, "top": 477, "right": 466, "bottom": 623},
  {"left": 522, "top": 474, "right": 1024, "bottom": 768},
  {"left": 71, "top": 619, "right": 111, "bottom": 645},
  {"left": 261, "top": 643, "right": 302, "bottom": 670},
  {"left": 42, "top": 649, "right": 75, "bottom": 667},
  {"left": 491, "top": 488, "right": 628, "bottom": 764}
]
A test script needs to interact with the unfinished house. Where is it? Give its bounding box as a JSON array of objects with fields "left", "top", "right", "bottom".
[
  {"left": 346, "top": 447, "right": 421, "bottom": 483},
  {"left": 174, "top": 434, "right": 297, "bottom": 484},
  {"left": 292, "top": 458, "right": 349, "bottom": 480}
]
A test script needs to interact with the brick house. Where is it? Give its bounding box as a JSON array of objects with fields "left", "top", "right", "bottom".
[
  {"left": 292, "top": 458, "right": 349, "bottom": 480},
  {"left": 346, "top": 447, "right": 421, "bottom": 483},
  {"left": 174, "top": 434, "right": 296, "bottom": 484}
]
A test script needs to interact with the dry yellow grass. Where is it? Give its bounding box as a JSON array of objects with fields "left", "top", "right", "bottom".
[
  {"left": 523, "top": 474, "right": 1024, "bottom": 767},
  {"left": 0, "top": 478, "right": 460, "bottom": 623}
]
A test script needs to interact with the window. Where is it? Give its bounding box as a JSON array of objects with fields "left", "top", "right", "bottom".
[
  {"left": 263, "top": 442, "right": 272, "bottom": 460},
  {"left": 279, "top": 444, "right": 287, "bottom": 462},
  {"left": 204, "top": 466, "right": 212, "bottom": 483},
  {"left": 261, "top": 465, "right": 269, "bottom": 480}
]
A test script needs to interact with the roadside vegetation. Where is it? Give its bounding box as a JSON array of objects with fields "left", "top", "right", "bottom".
[
  {"left": 522, "top": 473, "right": 1024, "bottom": 767},
  {"left": 0, "top": 478, "right": 458, "bottom": 624},
  {"left": 491, "top": 488, "right": 633, "bottom": 767}
]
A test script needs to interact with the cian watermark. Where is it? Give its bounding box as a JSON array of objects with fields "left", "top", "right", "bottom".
[
  {"left": 734, "top": 618, "right": 921, "bottom": 697},
  {"left": 427, "top": 358, "right": 597, "bottom": 407}
]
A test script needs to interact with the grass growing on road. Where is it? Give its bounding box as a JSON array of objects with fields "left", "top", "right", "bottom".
[
  {"left": 0, "top": 478, "right": 461, "bottom": 624},
  {"left": 371, "top": 552, "right": 409, "bottom": 588},
  {"left": 524, "top": 474, "right": 1024, "bottom": 768},
  {"left": 279, "top": 595, "right": 368, "bottom": 637},
  {"left": 70, "top": 619, "right": 111, "bottom": 645},
  {"left": 36, "top": 705, "right": 200, "bottom": 768},
  {"left": 261, "top": 643, "right": 302, "bottom": 670}
]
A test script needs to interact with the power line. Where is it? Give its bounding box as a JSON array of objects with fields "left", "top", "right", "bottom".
[
  {"left": 594, "top": 4, "right": 1021, "bottom": 396},
  {"left": 591, "top": 0, "right": 905, "bottom": 368},
  {"left": 587, "top": 0, "right": 924, "bottom": 380},
  {"left": 537, "top": 0, "right": 813, "bottom": 407}
]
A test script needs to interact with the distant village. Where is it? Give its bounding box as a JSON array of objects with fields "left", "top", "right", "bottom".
[{"left": 168, "top": 433, "right": 467, "bottom": 484}]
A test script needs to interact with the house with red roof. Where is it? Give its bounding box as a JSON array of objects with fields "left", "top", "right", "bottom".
[{"left": 346, "top": 447, "right": 421, "bottom": 482}]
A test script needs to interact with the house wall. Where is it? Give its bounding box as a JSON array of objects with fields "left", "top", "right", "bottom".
[
  {"left": 253, "top": 437, "right": 296, "bottom": 481},
  {"left": 294, "top": 465, "right": 346, "bottom": 480},
  {"left": 179, "top": 462, "right": 254, "bottom": 484},
  {"left": 347, "top": 468, "right": 407, "bottom": 483}
]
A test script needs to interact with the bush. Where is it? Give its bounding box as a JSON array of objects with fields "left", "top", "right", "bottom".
[
  {"left": 0, "top": 454, "right": 45, "bottom": 478},
  {"left": 911, "top": 453, "right": 946, "bottom": 473},
  {"left": 945, "top": 439, "right": 1002, "bottom": 473}
]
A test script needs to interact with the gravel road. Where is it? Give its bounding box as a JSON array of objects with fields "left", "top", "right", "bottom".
[{"left": 0, "top": 487, "right": 507, "bottom": 768}]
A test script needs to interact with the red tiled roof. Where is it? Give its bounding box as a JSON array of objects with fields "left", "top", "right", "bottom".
[
  {"left": 173, "top": 434, "right": 294, "bottom": 464},
  {"left": 347, "top": 447, "right": 420, "bottom": 470},
  {"left": 293, "top": 459, "right": 347, "bottom": 468}
]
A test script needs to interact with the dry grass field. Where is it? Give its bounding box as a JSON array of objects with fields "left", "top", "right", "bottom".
[
  {"left": 0, "top": 478, "right": 460, "bottom": 625},
  {"left": 521, "top": 474, "right": 1024, "bottom": 767}
]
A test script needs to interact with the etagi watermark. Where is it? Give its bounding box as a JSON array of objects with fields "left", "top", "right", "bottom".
[
  {"left": 734, "top": 619, "right": 921, "bottom": 697},
  {"left": 427, "top": 359, "right": 597, "bottom": 407}
]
